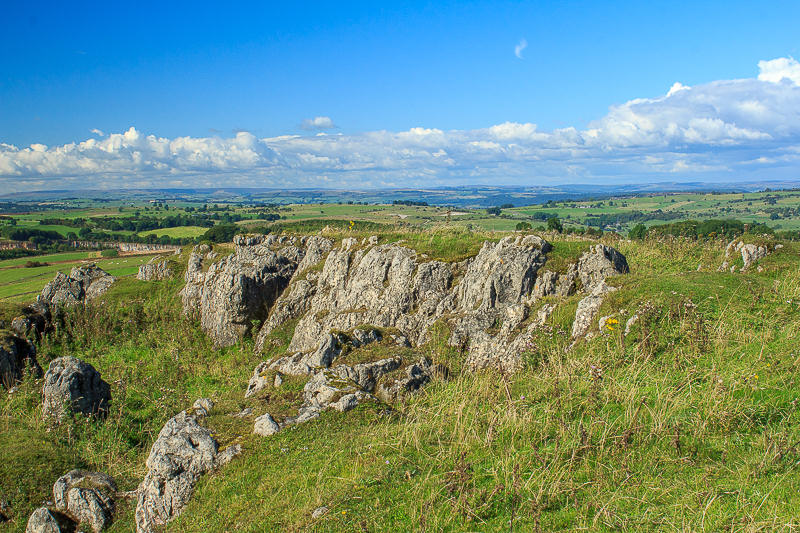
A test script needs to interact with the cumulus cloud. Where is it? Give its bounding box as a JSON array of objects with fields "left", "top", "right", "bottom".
[
  {"left": 758, "top": 57, "right": 800, "bottom": 85},
  {"left": 300, "top": 116, "right": 337, "bottom": 131},
  {"left": 2, "top": 57, "right": 800, "bottom": 192},
  {"left": 514, "top": 38, "right": 527, "bottom": 59},
  {"left": 90, "top": 128, "right": 105, "bottom": 136}
]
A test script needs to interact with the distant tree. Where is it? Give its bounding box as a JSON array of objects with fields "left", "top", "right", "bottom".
[
  {"left": 500, "top": 203, "right": 514, "bottom": 209},
  {"left": 546, "top": 216, "right": 563, "bottom": 233},
  {"left": 515, "top": 221, "right": 532, "bottom": 231},
  {"left": 486, "top": 207, "right": 502, "bottom": 216},
  {"left": 202, "top": 224, "right": 239, "bottom": 243},
  {"left": 628, "top": 223, "right": 647, "bottom": 240}
]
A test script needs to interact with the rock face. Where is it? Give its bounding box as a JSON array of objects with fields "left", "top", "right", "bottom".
[
  {"left": 193, "top": 234, "right": 628, "bottom": 374},
  {"left": 53, "top": 470, "right": 116, "bottom": 533},
  {"left": 42, "top": 357, "right": 111, "bottom": 422},
  {"left": 39, "top": 266, "right": 115, "bottom": 306},
  {"left": 137, "top": 258, "right": 173, "bottom": 281},
  {"left": 0, "top": 334, "right": 41, "bottom": 389},
  {"left": 135, "top": 410, "right": 238, "bottom": 533},
  {"left": 180, "top": 235, "right": 308, "bottom": 347},
  {"left": 25, "top": 507, "right": 76, "bottom": 533}
]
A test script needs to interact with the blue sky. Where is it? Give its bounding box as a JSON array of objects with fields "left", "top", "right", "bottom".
[{"left": 2, "top": 1, "right": 800, "bottom": 191}]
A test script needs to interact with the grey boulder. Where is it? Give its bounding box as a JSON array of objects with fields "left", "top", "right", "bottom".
[
  {"left": 39, "top": 265, "right": 115, "bottom": 306},
  {"left": 53, "top": 470, "right": 116, "bottom": 532},
  {"left": 25, "top": 507, "right": 76, "bottom": 533},
  {"left": 42, "top": 357, "right": 111, "bottom": 422},
  {"left": 135, "top": 410, "right": 236, "bottom": 533}
]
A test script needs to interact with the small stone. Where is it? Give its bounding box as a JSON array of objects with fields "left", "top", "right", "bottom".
[
  {"left": 311, "top": 506, "right": 329, "bottom": 519},
  {"left": 191, "top": 398, "right": 214, "bottom": 417},
  {"left": 253, "top": 413, "right": 280, "bottom": 436},
  {"left": 215, "top": 444, "right": 242, "bottom": 467},
  {"left": 273, "top": 373, "right": 283, "bottom": 388}
]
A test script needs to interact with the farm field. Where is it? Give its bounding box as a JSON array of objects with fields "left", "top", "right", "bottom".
[
  {"left": 0, "top": 252, "right": 159, "bottom": 302},
  {"left": 2, "top": 189, "right": 800, "bottom": 238},
  {"left": 138, "top": 226, "right": 209, "bottom": 238}
]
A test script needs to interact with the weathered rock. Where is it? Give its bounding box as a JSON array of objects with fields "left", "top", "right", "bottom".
[
  {"left": 456, "top": 236, "right": 550, "bottom": 310},
  {"left": 575, "top": 244, "right": 629, "bottom": 290},
  {"left": 137, "top": 258, "right": 173, "bottom": 281},
  {"left": 135, "top": 411, "right": 226, "bottom": 533},
  {"left": 42, "top": 357, "right": 111, "bottom": 422},
  {"left": 215, "top": 444, "right": 242, "bottom": 467},
  {"left": 721, "top": 240, "right": 770, "bottom": 271},
  {"left": 254, "top": 279, "right": 316, "bottom": 351},
  {"left": 180, "top": 235, "right": 302, "bottom": 347},
  {"left": 53, "top": 470, "right": 116, "bottom": 533},
  {"left": 39, "top": 265, "right": 115, "bottom": 306},
  {"left": 332, "top": 357, "right": 403, "bottom": 391},
  {"left": 253, "top": 413, "right": 280, "bottom": 436},
  {"left": 25, "top": 507, "right": 76, "bottom": 533},
  {"left": 351, "top": 327, "right": 382, "bottom": 347},
  {"left": 285, "top": 242, "right": 455, "bottom": 352},
  {"left": 190, "top": 398, "right": 214, "bottom": 417},
  {"left": 740, "top": 243, "right": 768, "bottom": 270},
  {"left": 375, "top": 358, "right": 444, "bottom": 403},
  {"left": 0, "top": 334, "right": 41, "bottom": 389},
  {"left": 572, "top": 280, "right": 617, "bottom": 339}
]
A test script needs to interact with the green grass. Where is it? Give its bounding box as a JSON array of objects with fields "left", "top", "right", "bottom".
[
  {"left": 0, "top": 254, "right": 159, "bottom": 302},
  {"left": 138, "top": 226, "right": 209, "bottom": 238},
  {"left": 1, "top": 232, "right": 800, "bottom": 531}
]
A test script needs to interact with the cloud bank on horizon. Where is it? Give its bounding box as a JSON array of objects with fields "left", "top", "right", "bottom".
[{"left": 1, "top": 57, "right": 799, "bottom": 192}]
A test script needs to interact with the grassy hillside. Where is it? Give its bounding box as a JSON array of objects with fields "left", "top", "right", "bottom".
[{"left": 1, "top": 231, "right": 799, "bottom": 531}]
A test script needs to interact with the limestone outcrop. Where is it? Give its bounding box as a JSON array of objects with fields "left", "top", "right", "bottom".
[
  {"left": 42, "top": 357, "right": 111, "bottom": 422},
  {"left": 719, "top": 239, "right": 772, "bottom": 272},
  {"left": 137, "top": 257, "right": 173, "bottom": 281},
  {"left": 180, "top": 235, "right": 307, "bottom": 347},
  {"left": 39, "top": 265, "right": 115, "bottom": 307},
  {"left": 135, "top": 409, "right": 240, "bottom": 533},
  {"left": 192, "top": 234, "right": 628, "bottom": 373}
]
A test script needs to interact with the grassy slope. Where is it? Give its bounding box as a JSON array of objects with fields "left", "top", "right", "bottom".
[{"left": 1, "top": 233, "right": 799, "bottom": 531}]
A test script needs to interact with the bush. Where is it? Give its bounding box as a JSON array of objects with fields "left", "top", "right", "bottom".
[
  {"left": 202, "top": 224, "right": 240, "bottom": 243},
  {"left": 546, "top": 216, "right": 563, "bottom": 233},
  {"left": 515, "top": 221, "right": 532, "bottom": 231},
  {"left": 628, "top": 224, "right": 647, "bottom": 240},
  {"left": 101, "top": 248, "right": 119, "bottom": 258}
]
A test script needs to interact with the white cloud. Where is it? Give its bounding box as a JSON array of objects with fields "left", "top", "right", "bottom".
[
  {"left": 90, "top": 128, "right": 105, "bottom": 136},
  {"left": 514, "top": 38, "right": 527, "bottom": 59},
  {"left": 758, "top": 57, "right": 800, "bottom": 85},
  {"left": 2, "top": 57, "right": 800, "bottom": 191},
  {"left": 300, "top": 116, "right": 337, "bottom": 130}
]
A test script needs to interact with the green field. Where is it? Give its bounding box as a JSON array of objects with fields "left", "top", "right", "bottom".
[
  {"left": 138, "top": 226, "right": 209, "bottom": 238},
  {"left": 4, "top": 189, "right": 800, "bottom": 243},
  {"left": 0, "top": 252, "right": 159, "bottom": 302}
]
